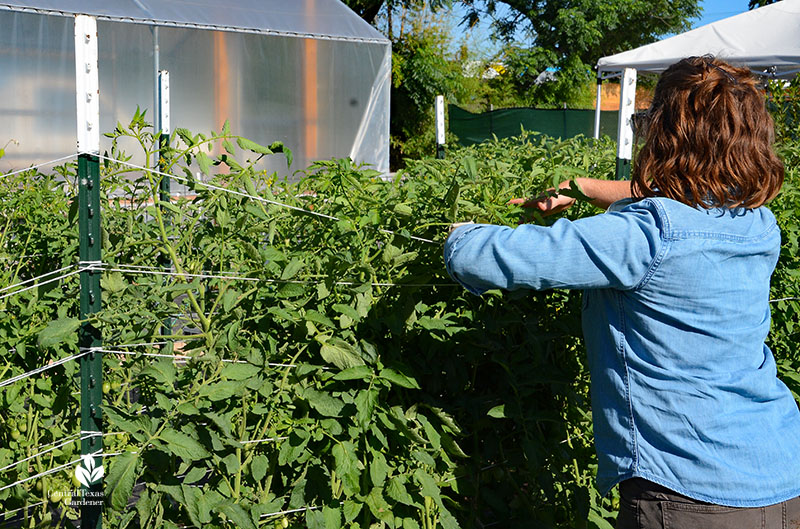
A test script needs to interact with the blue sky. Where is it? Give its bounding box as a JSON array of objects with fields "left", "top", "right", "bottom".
[
  {"left": 692, "top": 0, "right": 751, "bottom": 28},
  {"left": 453, "top": 0, "right": 754, "bottom": 57}
]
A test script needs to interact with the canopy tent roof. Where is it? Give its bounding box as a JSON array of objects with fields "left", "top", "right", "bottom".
[
  {"left": 0, "top": 0, "right": 389, "bottom": 43},
  {"left": 597, "top": 0, "right": 800, "bottom": 78}
]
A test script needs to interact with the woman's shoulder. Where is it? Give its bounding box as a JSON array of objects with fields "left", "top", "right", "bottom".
[{"left": 616, "top": 196, "right": 778, "bottom": 242}]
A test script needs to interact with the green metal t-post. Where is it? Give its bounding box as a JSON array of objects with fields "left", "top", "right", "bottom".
[
  {"left": 157, "top": 70, "right": 173, "bottom": 339},
  {"left": 75, "top": 15, "right": 102, "bottom": 529},
  {"left": 78, "top": 153, "right": 103, "bottom": 528}
]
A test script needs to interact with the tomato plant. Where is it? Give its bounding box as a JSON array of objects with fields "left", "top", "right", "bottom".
[{"left": 0, "top": 114, "right": 796, "bottom": 529}]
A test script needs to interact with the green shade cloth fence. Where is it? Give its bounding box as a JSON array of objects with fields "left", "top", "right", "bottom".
[{"left": 449, "top": 105, "right": 621, "bottom": 145}]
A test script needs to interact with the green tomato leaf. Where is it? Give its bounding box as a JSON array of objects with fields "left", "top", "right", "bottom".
[
  {"left": 379, "top": 368, "right": 420, "bottom": 389},
  {"left": 106, "top": 451, "right": 139, "bottom": 511},
  {"left": 302, "top": 387, "right": 345, "bottom": 417},
  {"left": 487, "top": 404, "right": 506, "bottom": 418},
  {"left": 236, "top": 136, "right": 273, "bottom": 156},
  {"left": 37, "top": 317, "right": 80, "bottom": 348},
  {"left": 332, "top": 365, "right": 372, "bottom": 381},
  {"left": 386, "top": 476, "right": 416, "bottom": 506},
  {"left": 159, "top": 428, "right": 210, "bottom": 460},
  {"left": 319, "top": 342, "right": 365, "bottom": 370},
  {"left": 251, "top": 454, "right": 268, "bottom": 482},
  {"left": 216, "top": 502, "right": 257, "bottom": 529}
]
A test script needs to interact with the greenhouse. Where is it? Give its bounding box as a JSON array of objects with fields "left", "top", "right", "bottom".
[{"left": 0, "top": 0, "right": 391, "bottom": 175}]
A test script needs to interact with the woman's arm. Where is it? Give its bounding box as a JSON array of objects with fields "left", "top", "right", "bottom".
[
  {"left": 510, "top": 178, "right": 633, "bottom": 216},
  {"left": 444, "top": 200, "right": 663, "bottom": 296}
]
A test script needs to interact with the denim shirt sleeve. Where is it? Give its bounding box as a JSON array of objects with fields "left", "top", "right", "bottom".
[{"left": 443, "top": 200, "right": 664, "bottom": 295}]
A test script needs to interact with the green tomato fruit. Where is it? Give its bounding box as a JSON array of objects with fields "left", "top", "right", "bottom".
[
  {"left": 282, "top": 517, "right": 289, "bottom": 528},
  {"left": 111, "top": 381, "right": 121, "bottom": 392},
  {"left": 35, "top": 480, "right": 43, "bottom": 492},
  {"left": 10, "top": 429, "right": 21, "bottom": 441},
  {"left": 72, "top": 473, "right": 81, "bottom": 488},
  {"left": 17, "top": 422, "right": 27, "bottom": 433},
  {"left": 49, "top": 491, "right": 60, "bottom": 503},
  {"left": 102, "top": 382, "right": 111, "bottom": 394}
]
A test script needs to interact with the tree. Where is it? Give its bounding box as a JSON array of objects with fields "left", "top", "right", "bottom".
[
  {"left": 341, "top": 0, "right": 452, "bottom": 26},
  {"left": 748, "top": 0, "right": 779, "bottom": 8},
  {"left": 458, "top": 0, "right": 701, "bottom": 104}
]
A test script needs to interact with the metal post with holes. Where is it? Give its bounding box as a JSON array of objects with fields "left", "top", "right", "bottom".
[
  {"left": 435, "top": 95, "right": 446, "bottom": 159},
  {"left": 158, "top": 70, "right": 173, "bottom": 338},
  {"left": 615, "top": 68, "right": 637, "bottom": 180},
  {"left": 75, "top": 14, "right": 103, "bottom": 529}
]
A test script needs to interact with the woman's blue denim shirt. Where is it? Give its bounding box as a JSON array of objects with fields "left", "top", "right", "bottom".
[{"left": 444, "top": 197, "right": 800, "bottom": 507}]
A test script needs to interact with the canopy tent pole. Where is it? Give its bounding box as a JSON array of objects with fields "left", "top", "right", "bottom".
[
  {"left": 593, "top": 76, "right": 602, "bottom": 139},
  {"left": 615, "top": 68, "right": 637, "bottom": 180}
]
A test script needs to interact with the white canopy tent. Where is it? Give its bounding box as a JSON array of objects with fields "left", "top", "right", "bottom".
[{"left": 593, "top": 0, "right": 800, "bottom": 142}]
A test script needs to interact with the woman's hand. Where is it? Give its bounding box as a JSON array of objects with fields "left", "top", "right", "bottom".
[
  {"left": 510, "top": 178, "right": 634, "bottom": 221},
  {"left": 448, "top": 221, "right": 474, "bottom": 234},
  {"left": 509, "top": 190, "right": 576, "bottom": 217}
]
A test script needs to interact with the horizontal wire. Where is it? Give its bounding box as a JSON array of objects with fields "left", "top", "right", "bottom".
[
  {"left": 93, "top": 263, "right": 458, "bottom": 288},
  {"left": 0, "top": 264, "right": 76, "bottom": 293},
  {"left": 770, "top": 296, "right": 800, "bottom": 303},
  {"left": 0, "top": 267, "right": 87, "bottom": 302},
  {"left": 0, "top": 457, "right": 80, "bottom": 493},
  {"left": 100, "top": 349, "right": 296, "bottom": 368},
  {"left": 241, "top": 436, "right": 288, "bottom": 445},
  {"left": 260, "top": 505, "right": 321, "bottom": 519},
  {"left": 0, "top": 448, "right": 123, "bottom": 494},
  {"left": 0, "top": 153, "right": 78, "bottom": 182},
  {"left": 90, "top": 152, "right": 439, "bottom": 245},
  {"left": 0, "top": 501, "right": 46, "bottom": 521},
  {"left": 113, "top": 341, "right": 171, "bottom": 348},
  {"left": 0, "top": 350, "right": 91, "bottom": 389},
  {"left": 0, "top": 432, "right": 116, "bottom": 474}
]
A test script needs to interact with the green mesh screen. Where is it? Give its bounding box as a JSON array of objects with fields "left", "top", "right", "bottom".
[{"left": 449, "top": 105, "right": 620, "bottom": 145}]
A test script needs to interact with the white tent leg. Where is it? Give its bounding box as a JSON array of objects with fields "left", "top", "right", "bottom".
[{"left": 593, "top": 77, "right": 602, "bottom": 139}]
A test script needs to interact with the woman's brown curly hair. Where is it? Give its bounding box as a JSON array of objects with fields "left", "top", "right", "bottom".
[{"left": 632, "top": 56, "right": 784, "bottom": 208}]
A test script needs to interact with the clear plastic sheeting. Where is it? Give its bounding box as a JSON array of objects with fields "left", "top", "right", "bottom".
[
  {"left": 0, "top": 2, "right": 391, "bottom": 177},
  {"left": 0, "top": 0, "right": 387, "bottom": 43}
]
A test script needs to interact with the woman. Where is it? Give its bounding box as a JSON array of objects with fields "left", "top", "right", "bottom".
[{"left": 444, "top": 56, "right": 800, "bottom": 528}]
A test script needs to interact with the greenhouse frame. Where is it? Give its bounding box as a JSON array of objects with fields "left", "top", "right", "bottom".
[{"left": 0, "top": 0, "right": 391, "bottom": 175}]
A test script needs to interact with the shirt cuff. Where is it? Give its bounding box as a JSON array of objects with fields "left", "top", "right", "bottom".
[{"left": 444, "top": 224, "right": 488, "bottom": 296}]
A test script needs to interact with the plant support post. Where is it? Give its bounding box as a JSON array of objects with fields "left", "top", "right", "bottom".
[
  {"left": 158, "top": 69, "right": 173, "bottom": 339},
  {"left": 75, "top": 14, "right": 103, "bottom": 529},
  {"left": 435, "top": 95, "right": 446, "bottom": 159},
  {"left": 615, "top": 68, "right": 637, "bottom": 180}
]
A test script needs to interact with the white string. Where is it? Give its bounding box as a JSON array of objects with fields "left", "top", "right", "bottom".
[
  {"left": 30, "top": 432, "right": 81, "bottom": 453},
  {"left": 0, "top": 432, "right": 115, "bottom": 474},
  {"left": 0, "top": 153, "right": 78, "bottom": 181},
  {"left": 0, "top": 267, "right": 86, "bottom": 302},
  {"left": 0, "top": 264, "right": 75, "bottom": 293},
  {"left": 241, "top": 436, "right": 288, "bottom": 445},
  {"left": 260, "top": 506, "right": 321, "bottom": 519},
  {"left": 0, "top": 350, "right": 91, "bottom": 389},
  {"left": 770, "top": 297, "right": 800, "bottom": 303},
  {"left": 0, "top": 501, "right": 46, "bottom": 520},
  {"left": 99, "top": 349, "right": 296, "bottom": 368},
  {"left": 90, "top": 152, "right": 439, "bottom": 245},
  {"left": 113, "top": 341, "right": 170, "bottom": 348},
  {"left": 93, "top": 263, "right": 458, "bottom": 289},
  {"left": 0, "top": 458, "right": 81, "bottom": 493}
]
